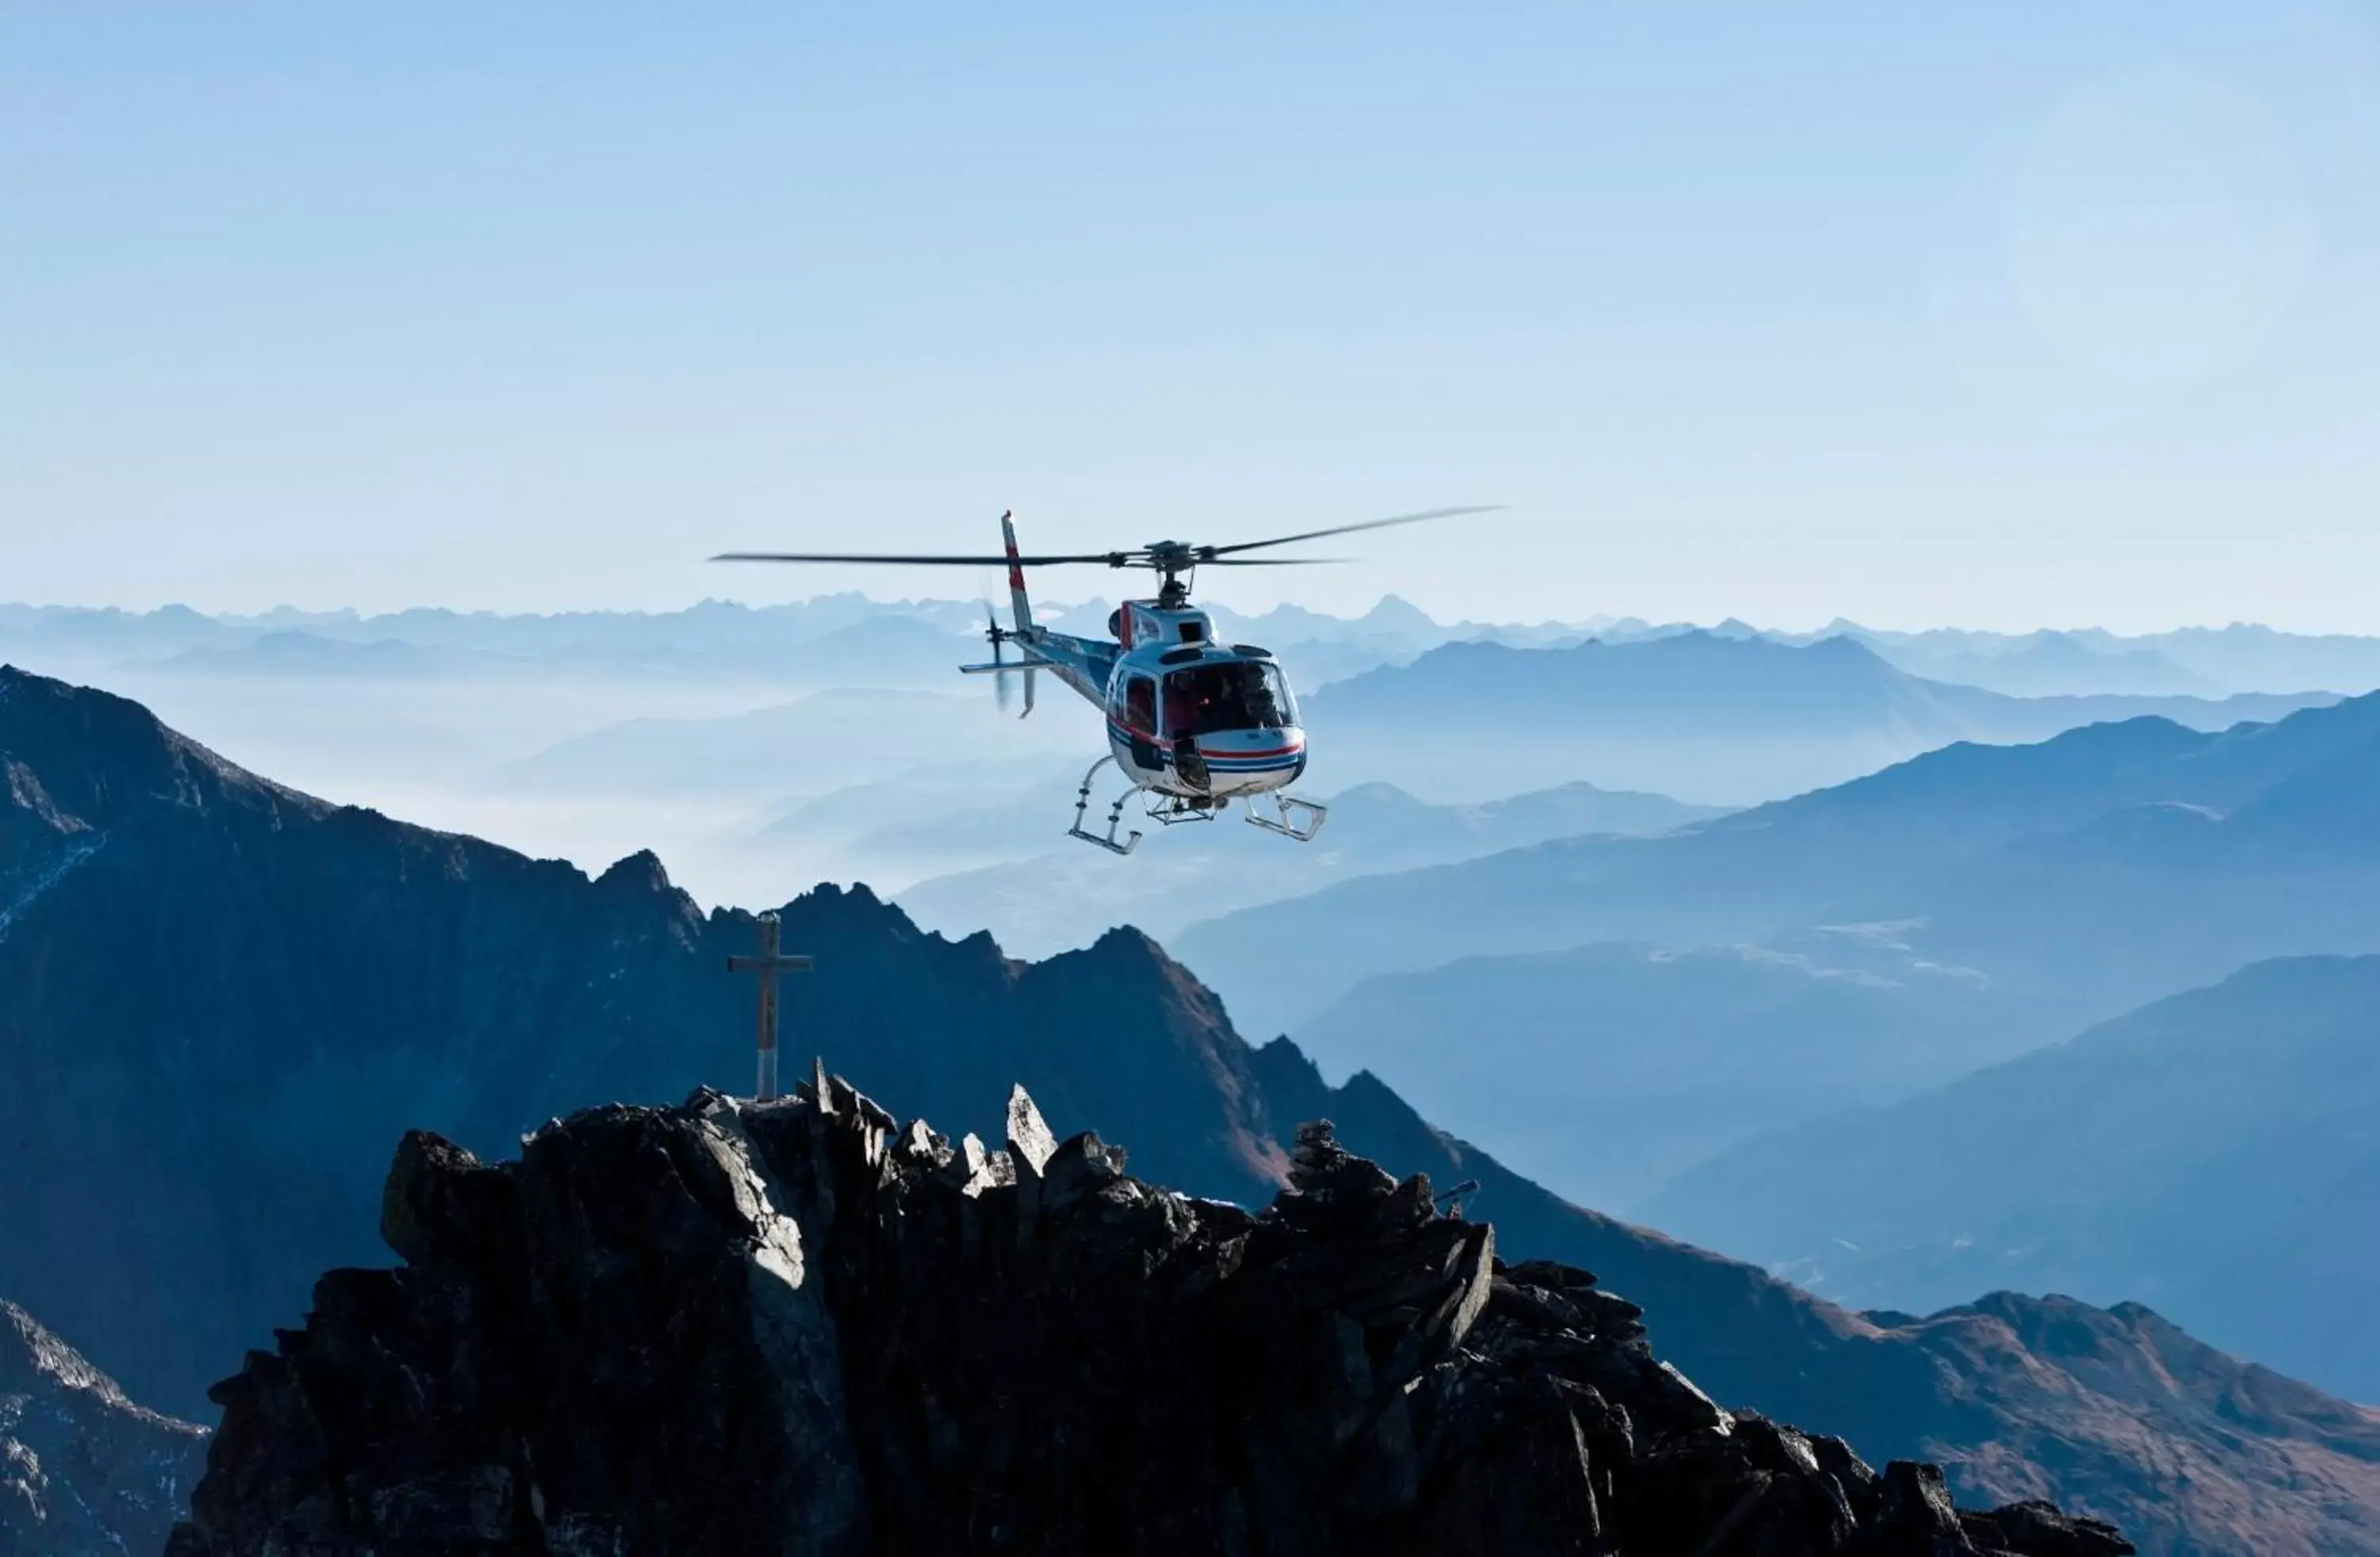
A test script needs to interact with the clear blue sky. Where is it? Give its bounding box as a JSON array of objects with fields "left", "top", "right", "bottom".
[{"left": 6, "top": 2, "right": 2378, "bottom": 630}]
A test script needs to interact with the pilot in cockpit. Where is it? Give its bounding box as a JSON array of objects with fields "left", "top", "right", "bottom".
[{"left": 1162, "top": 662, "right": 1296, "bottom": 736}]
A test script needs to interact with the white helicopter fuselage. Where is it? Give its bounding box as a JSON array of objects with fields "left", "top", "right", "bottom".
[{"left": 1005, "top": 598, "right": 1308, "bottom": 802}]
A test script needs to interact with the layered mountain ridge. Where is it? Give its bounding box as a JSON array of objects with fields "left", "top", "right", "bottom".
[
  {"left": 1647, "top": 953, "right": 2380, "bottom": 1401},
  {"left": 1182, "top": 690, "right": 2380, "bottom": 1040},
  {"left": 5, "top": 664, "right": 2379, "bottom": 1554},
  {"left": 1301, "top": 630, "right": 2333, "bottom": 803}
]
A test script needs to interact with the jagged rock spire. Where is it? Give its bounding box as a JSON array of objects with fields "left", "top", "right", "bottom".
[{"left": 1006, "top": 1084, "right": 1058, "bottom": 1175}]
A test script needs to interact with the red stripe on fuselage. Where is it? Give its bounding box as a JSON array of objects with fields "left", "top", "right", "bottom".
[
  {"left": 1202, "top": 740, "right": 1304, "bottom": 759},
  {"left": 1105, "top": 719, "right": 1303, "bottom": 759}
]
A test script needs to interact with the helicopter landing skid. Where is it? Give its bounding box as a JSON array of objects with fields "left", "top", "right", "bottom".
[
  {"left": 1246, "top": 791, "right": 1329, "bottom": 842},
  {"left": 1066, "top": 755, "right": 1143, "bottom": 856}
]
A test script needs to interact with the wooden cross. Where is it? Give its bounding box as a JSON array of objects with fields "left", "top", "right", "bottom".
[{"left": 726, "top": 911, "right": 812, "bottom": 1101}]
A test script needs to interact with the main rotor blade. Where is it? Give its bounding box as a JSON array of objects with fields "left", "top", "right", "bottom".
[
  {"left": 1198, "top": 556, "right": 1350, "bottom": 566},
  {"left": 712, "top": 550, "right": 1123, "bottom": 567},
  {"left": 1200, "top": 506, "right": 1503, "bottom": 559}
]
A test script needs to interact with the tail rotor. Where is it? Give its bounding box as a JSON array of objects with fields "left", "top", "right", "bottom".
[{"left": 985, "top": 603, "right": 1013, "bottom": 717}]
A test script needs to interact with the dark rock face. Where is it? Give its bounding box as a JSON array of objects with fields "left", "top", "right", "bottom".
[
  {"left": 170, "top": 1086, "right": 2130, "bottom": 1557},
  {"left": 1, "top": 1298, "right": 208, "bottom": 1557}
]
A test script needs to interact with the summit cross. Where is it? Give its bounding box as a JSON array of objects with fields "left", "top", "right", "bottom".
[{"left": 726, "top": 911, "right": 812, "bottom": 1101}]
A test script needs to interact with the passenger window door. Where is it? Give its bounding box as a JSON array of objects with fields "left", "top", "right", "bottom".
[{"left": 1120, "top": 675, "right": 1160, "bottom": 768}]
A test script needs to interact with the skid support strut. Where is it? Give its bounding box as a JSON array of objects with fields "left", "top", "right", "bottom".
[
  {"left": 1067, "top": 755, "right": 1144, "bottom": 855},
  {"left": 1246, "top": 791, "right": 1329, "bottom": 842}
]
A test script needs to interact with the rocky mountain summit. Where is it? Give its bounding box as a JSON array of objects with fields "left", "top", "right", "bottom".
[
  {"left": 2, "top": 1298, "right": 207, "bottom": 1557},
  {"left": 171, "top": 1078, "right": 2129, "bottom": 1557}
]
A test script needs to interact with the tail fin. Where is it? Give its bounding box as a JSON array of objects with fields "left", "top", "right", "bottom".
[{"left": 1000, "top": 509, "right": 1036, "bottom": 633}]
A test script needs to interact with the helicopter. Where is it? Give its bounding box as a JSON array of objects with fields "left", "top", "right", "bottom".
[{"left": 713, "top": 507, "right": 1496, "bottom": 855}]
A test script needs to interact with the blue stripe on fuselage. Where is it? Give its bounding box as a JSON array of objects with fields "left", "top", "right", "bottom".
[{"left": 1170, "top": 753, "right": 1304, "bottom": 772}]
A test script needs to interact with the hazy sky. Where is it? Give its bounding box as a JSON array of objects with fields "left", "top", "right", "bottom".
[{"left": 6, "top": 3, "right": 2378, "bottom": 631}]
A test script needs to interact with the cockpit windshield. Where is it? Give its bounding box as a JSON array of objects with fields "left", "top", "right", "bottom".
[{"left": 1161, "top": 660, "right": 1299, "bottom": 735}]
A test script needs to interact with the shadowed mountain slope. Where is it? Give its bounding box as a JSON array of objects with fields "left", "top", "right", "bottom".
[
  {"left": 2, "top": 1298, "right": 208, "bottom": 1557},
  {"left": 0, "top": 668, "right": 1299, "bottom": 1417},
  {"left": 1292, "top": 935, "right": 2013, "bottom": 1209}
]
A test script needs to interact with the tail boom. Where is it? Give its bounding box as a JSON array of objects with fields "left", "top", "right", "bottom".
[{"left": 1000, "top": 510, "right": 1036, "bottom": 633}]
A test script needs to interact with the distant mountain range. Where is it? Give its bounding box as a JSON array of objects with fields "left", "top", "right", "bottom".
[
  {"left": 13, "top": 597, "right": 2380, "bottom": 702},
  {"left": 6, "top": 663, "right": 2378, "bottom": 1554},
  {"left": 0, "top": 595, "right": 1456, "bottom": 696},
  {"left": 1302, "top": 630, "right": 2336, "bottom": 803},
  {"left": 1178, "top": 688, "right": 2380, "bottom": 1040},
  {"left": 0, "top": 594, "right": 983, "bottom": 671},
  {"left": 894, "top": 778, "right": 1726, "bottom": 959},
  {"left": 131, "top": 613, "right": 992, "bottom": 693},
  {"left": 1645, "top": 954, "right": 2380, "bottom": 1405},
  {"left": 1851, "top": 621, "right": 2380, "bottom": 700},
  {"left": 1856, "top": 629, "right": 2223, "bottom": 698},
  {"left": 1493, "top": 615, "right": 2380, "bottom": 700}
]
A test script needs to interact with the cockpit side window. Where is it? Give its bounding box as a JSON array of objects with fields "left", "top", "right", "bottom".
[
  {"left": 1123, "top": 675, "right": 1157, "bottom": 734},
  {"left": 1261, "top": 663, "right": 1299, "bottom": 728}
]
